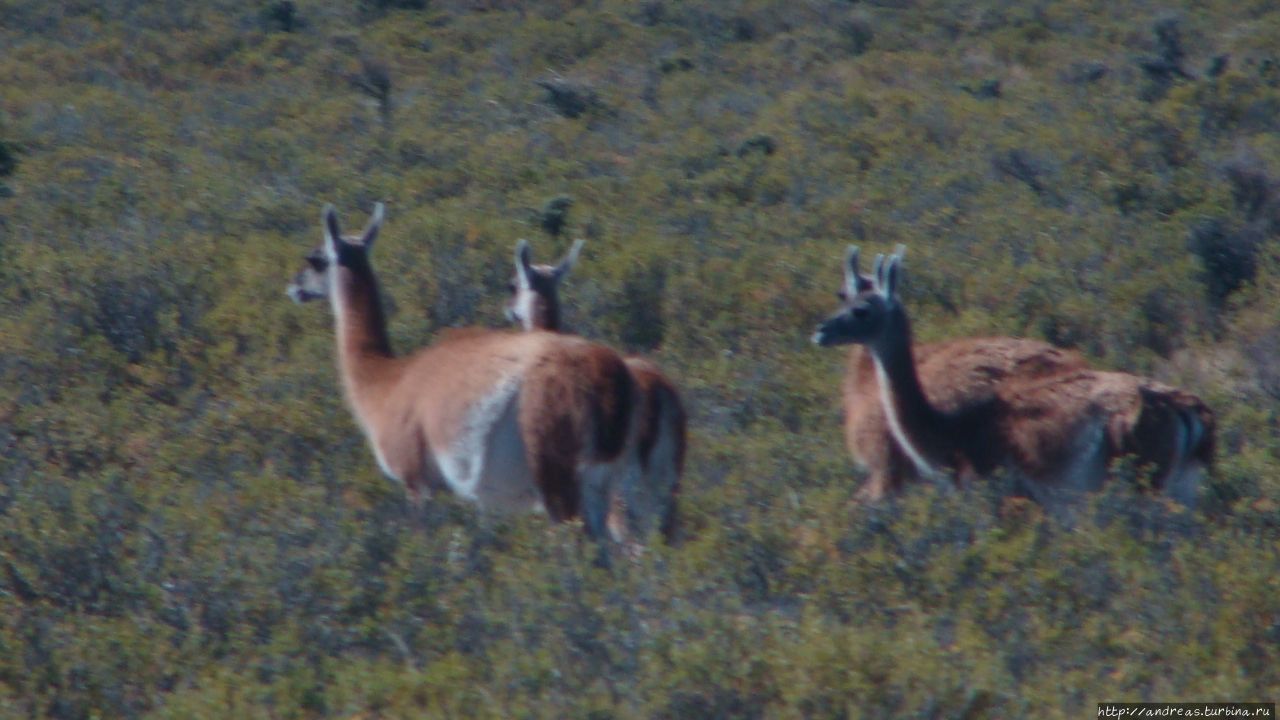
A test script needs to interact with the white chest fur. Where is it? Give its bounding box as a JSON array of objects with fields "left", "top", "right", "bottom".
[
  {"left": 873, "top": 359, "right": 941, "bottom": 481},
  {"left": 435, "top": 375, "right": 542, "bottom": 513}
]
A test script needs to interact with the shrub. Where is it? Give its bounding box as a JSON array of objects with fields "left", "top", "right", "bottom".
[
  {"left": 1, "top": 2, "right": 1278, "bottom": 717},
  {"left": 536, "top": 76, "right": 600, "bottom": 119}
]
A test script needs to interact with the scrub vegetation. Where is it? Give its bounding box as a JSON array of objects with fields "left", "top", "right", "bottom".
[{"left": 0, "top": 1, "right": 1277, "bottom": 717}]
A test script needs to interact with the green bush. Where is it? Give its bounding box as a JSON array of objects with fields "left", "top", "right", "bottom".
[{"left": 0, "top": 1, "right": 1277, "bottom": 717}]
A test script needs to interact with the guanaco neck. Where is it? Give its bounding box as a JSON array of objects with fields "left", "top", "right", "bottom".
[
  {"left": 329, "top": 257, "right": 402, "bottom": 423},
  {"left": 523, "top": 286, "right": 563, "bottom": 333},
  {"left": 529, "top": 287, "right": 562, "bottom": 332},
  {"left": 535, "top": 297, "right": 561, "bottom": 333},
  {"left": 866, "top": 305, "right": 956, "bottom": 479}
]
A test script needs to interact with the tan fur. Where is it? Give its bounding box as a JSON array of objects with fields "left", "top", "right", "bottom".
[
  {"left": 341, "top": 329, "right": 633, "bottom": 513},
  {"left": 624, "top": 356, "right": 687, "bottom": 539},
  {"left": 625, "top": 358, "right": 688, "bottom": 476},
  {"left": 842, "top": 339, "right": 1087, "bottom": 499},
  {"left": 289, "top": 205, "right": 635, "bottom": 539},
  {"left": 994, "top": 370, "right": 1214, "bottom": 499},
  {"left": 516, "top": 336, "right": 635, "bottom": 520},
  {"left": 505, "top": 239, "right": 686, "bottom": 543},
  {"left": 815, "top": 246, "right": 1214, "bottom": 507}
]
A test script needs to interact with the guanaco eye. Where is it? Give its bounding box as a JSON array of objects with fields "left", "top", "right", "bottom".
[
  {"left": 307, "top": 255, "right": 327, "bottom": 272},
  {"left": 507, "top": 282, "right": 517, "bottom": 293},
  {"left": 836, "top": 290, "right": 848, "bottom": 301}
]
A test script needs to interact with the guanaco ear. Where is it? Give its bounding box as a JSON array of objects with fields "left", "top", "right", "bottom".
[
  {"left": 322, "top": 203, "right": 343, "bottom": 261},
  {"left": 360, "top": 202, "right": 385, "bottom": 249},
  {"left": 842, "top": 245, "right": 862, "bottom": 298},
  {"left": 553, "top": 239, "right": 584, "bottom": 281},
  {"left": 514, "top": 239, "right": 535, "bottom": 288},
  {"left": 880, "top": 253, "right": 901, "bottom": 300}
]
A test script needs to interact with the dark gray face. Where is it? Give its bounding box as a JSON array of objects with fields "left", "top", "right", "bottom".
[
  {"left": 286, "top": 248, "right": 330, "bottom": 304},
  {"left": 286, "top": 202, "right": 384, "bottom": 304},
  {"left": 812, "top": 291, "right": 890, "bottom": 347}
]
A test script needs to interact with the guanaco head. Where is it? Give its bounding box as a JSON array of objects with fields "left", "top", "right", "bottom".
[
  {"left": 504, "top": 238, "right": 584, "bottom": 331},
  {"left": 812, "top": 245, "right": 905, "bottom": 347},
  {"left": 286, "top": 202, "right": 385, "bottom": 304}
]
